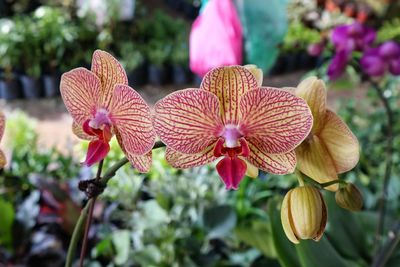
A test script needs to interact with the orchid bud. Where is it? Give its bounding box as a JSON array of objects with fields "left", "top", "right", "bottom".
[
  {"left": 335, "top": 183, "right": 363, "bottom": 211},
  {"left": 281, "top": 186, "right": 327, "bottom": 244}
]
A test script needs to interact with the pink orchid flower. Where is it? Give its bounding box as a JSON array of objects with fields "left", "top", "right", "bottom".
[
  {"left": 0, "top": 112, "right": 6, "bottom": 168},
  {"left": 154, "top": 66, "right": 313, "bottom": 189},
  {"left": 60, "top": 50, "right": 156, "bottom": 171}
]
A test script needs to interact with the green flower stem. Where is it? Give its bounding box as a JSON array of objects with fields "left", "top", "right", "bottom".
[
  {"left": 372, "top": 220, "right": 400, "bottom": 267},
  {"left": 65, "top": 141, "right": 165, "bottom": 267},
  {"left": 297, "top": 171, "right": 347, "bottom": 189},
  {"left": 369, "top": 79, "right": 394, "bottom": 248}
]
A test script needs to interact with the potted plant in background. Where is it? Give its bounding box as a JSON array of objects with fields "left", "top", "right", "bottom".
[
  {"left": 118, "top": 41, "right": 147, "bottom": 86},
  {"left": 146, "top": 40, "right": 170, "bottom": 85},
  {"left": 34, "top": 6, "right": 77, "bottom": 97},
  {"left": 169, "top": 19, "right": 190, "bottom": 85},
  {"left": 15, "top": 16, "right": 43, "bottom": 99},
  {"left": 0, "top": 18, "right": 22, "bottom": 100}
]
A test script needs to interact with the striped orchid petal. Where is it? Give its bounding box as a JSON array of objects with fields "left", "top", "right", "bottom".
[
  {"left": 295, "top": 77, "right": 327, "bottom": 134},
  {"left": 200, "top": 66, "right": 258, "bottom": 125},
  {"left": 295, "top": 135, "right": 339, "bottom": 191},
  {"left": 60, "top": 68, "right": 101, "bottom": 125},
  {"left": 154, "top": 89, "right": 223, "bottom": 154},
  {"left": 91, "top": 50, "right": 128, "bottom": 109},
  {"left": 110, "top": 84, "right": 155, "bottom": 155},
  {"left": 165, "top": 145, "right": 217, "bottom": 169},
  {"left": 72, "top": 121, "right": 95, "bottom": 140},
  {"left": 247, "top": 141, "right": 297, "bottom": 174},
  {"left": 320, "top": 110, "right": 359, "bottom": 173},
  {"left": 239, "top": 88, "right": 313, "bottom": 154},
  {"left": 0, "top": 150, "right": 5, "bottom": 168},
  {"left": 127, "top": 152, "right": 153, "bottom": 173}
]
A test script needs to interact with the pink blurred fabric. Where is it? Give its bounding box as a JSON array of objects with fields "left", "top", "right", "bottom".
[{"left": 189, "top": 0, "right": 243, "bottom": 77}]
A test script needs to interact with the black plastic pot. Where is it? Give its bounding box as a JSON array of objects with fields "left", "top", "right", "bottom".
[
  {"left": 0, "top": 78, "right": 22, "bottom": 100},
  {"left": 269, "top": 55, "right": 286, "bottom": 75},
  {"left": 148, "top": 64, "right": 167, "bottom": 85},
  {"left": 43, "top": 74, "right": 61, "bottom": 98},
  {"left": 193, "top": 75, "right": 203, "bottom": 87},
  {"left": 165, "top": 0, "right": 183, "bottom": 10},
  {"left": 20, "top": 75, "right": 43, "bottom": 99},
  {"left": 128, "top": 63, "right": 147, "bottom": 87},
  {"left": 172, "top": 65, "right": 188, "bottom": 85}
]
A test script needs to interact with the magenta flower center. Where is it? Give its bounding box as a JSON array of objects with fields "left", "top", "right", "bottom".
[
  {"left": 221, "top": 124, "right": 242, "bottom": 148},
  {"left": 89, "top": 108, "right": 112, "bottom": 129}
]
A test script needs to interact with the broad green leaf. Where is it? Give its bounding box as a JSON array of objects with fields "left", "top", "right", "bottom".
[
  {"left": 202, "top": 205, "right": 237, "bottom": 238},
  {"left": 112, "top": 230, "right": 130, "bottom": 265},
  {"left": 267, "top": 197, "right": 300, "bottom": 267},
  {"left": 0, "top": 198, "right": 15, "bottom": 249},
  {"left": 235, "top": 220, "right": 277, "bottom": 258}
]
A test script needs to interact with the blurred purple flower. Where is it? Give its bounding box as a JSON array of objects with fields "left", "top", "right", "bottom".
[
  {"left": 307, "top": 42, "right": 324, "bottom": 57},
  {"left": 331, "top": 22, "right": 376, "bottom": 52},
  {"left": 327, "top": 50, "right": 350, "bottom": 80},
  {"left": 361, "top": 41, "right": 400, "bottom": 77}
]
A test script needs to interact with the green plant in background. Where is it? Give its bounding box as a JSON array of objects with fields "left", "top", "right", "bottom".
[
  {"left": 0, "top": 18, "right": 21, "bottom": 79},
  {"left": 146, "top": 41, "right": 171, "bottom": 67},
  {"left": 118, "top": 42, "right": 145, "bottom": 72},
  {"left": 282, "top": 21, "right": 321, "bottom": 53},
  {"left": 169, "top": 20, "right": 189, "bottom": 67},
  {"left": 33, "top": 6, "right": 78, "bottom": 72},
  {"left": 377, "top": 18, "right": 400, "bottom": 43}
]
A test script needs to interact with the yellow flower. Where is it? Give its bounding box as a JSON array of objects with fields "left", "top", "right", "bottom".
[
  {"left": 293, "top": 77, "right": 359, "bottom": 191},
  {"left": 335, "top": 183, "right": 363, "bottom": 211},
  {"left": 281, "top": 185, "right": 327, "bottom": 244}
]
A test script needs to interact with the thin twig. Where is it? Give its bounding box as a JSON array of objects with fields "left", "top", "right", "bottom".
[
  {"left": 79, "top": 159, "right": 104, "bottom": 267},
  {"left": 369, "top": 79, "right": 394, "bottom": 249},
  {"left": 372, "top": 220, "right": 400, "bottom": 267},
  {"left": 64, "top": 141, "right": 165, "bottom": 267}
]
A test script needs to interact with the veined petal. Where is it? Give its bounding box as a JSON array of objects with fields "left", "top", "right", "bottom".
[
  {"left": 294, "top": 77, "right": 326, "bottom": 134},
  {"left": 247, "top": 141, "right": 296, "bottom": 174},
  {"left": 72, "top": 122, "right": 95, "bottom": 140},
  {"left": 110, "top": 84, "right": 155, "bottom": 155},
  {"left": 244, "top": 65, "right": 263, "bottom": 86},
  {"left": 0, "top": 149, "right": 6, "bottom": 168},
  {"left": 239, "top": 88, "right": 312, "bottom": 154},
  {"left": 91, "top": 50, "right": 128, "bottom": 109},
  {"left": 165, "top": 145, "right": 217, "bottom": 169},
  {"left": 295, "top": 135, "right": 338, "bottom": 191},
  {"left": 320, "top": 110, "right": 359, "bottom": 173},
  {"left": 126, "top": 151, "right": 152, "bottom": 173},
  {"left": 60, "top": 68, "right": 101, "bottom": 125},
  {"left": 200, "top": 66, "right": 258, "bottom": 124},
  {"left": 0, "top": 112, "right": 4, "bottom": 140},
  {"left": 154, "top": 89, "right": 223, "bottom": 154}
]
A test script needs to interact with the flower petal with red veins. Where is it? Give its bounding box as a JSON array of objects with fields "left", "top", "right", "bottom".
[
  {"left": 110, "top": 84, "right": 155, "bottom": 155},
  {"left": 72, "top": 122, "right": 95, "bottom": 141},
  {"left": 320, "top": 110, "right": 359, "bottom": 174},
  {"left": 91, "top": 50, "right": 128, "bottom": 109},
  {"left": 154, "top": 89, "right": 223, "bottom": 154},
  {"left": 126, "top": 151, "right": 153, "bottom": 173},
  {"left": 247, "top": 141, "right": 296, "bottom": 174},
  {"left": 239, "top": 88, "right": 312, "bottom": 154},
  {"left": 83, "top": 140, "right": 110, "bottom": 166},
  {"left": 216, "top": 156, "right": 247, "bottom": 190},
  {"left": 200, "top": 66, "right": 258, "bottom": 124},
  {"left": 0, "top": 149, "right": 6, "bottom": 168},
  {"left": 295, "top": 135, "right": 338, "bottom": 191},
  {"left": 165, "top": 145, "right": 217, "bottom": 169},
  {"left": 294, "top": 77, "right": 326, "bottom": 134},
  {"left": 0, "top": 112, "right": 4, "bottom": 140},
  {"left": 60, "top": 68, "right": 101, "bottom": 125}
]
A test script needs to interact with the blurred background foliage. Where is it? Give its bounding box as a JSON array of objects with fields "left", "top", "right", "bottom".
[{"left": 1, "top": 0, "right": 400, "bottom": 266}]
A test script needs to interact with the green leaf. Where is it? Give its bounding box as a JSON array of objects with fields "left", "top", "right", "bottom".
[
  {"left": 202, "top": 205, "right": 237, "bottom": 238},
  {"left": 267, "top": 197, "right": 300, "bottom": 267},
  {"left": 0, "top": 198, "right": 15, "bottom": 249},
  {"left": 112, "top": 230, "right": 130, "bottom": 265},
  {"left": 235, "top": 220, "right": 277, "bottom": 258}
]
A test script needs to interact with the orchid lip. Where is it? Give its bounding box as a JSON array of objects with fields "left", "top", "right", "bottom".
[
  {"left": 89, "top": 108, "right": 112, "bottom": 129},
  {"left": 221, "top": 124, "right": 243, "bottom": 148}
]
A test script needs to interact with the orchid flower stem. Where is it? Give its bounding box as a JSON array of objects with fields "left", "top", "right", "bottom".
[
  {"left": 298, "top": 171, "right": 346, "bottom": 189},
  {"left": 65, "top": 141, "right": 165, "bottom": 267},
  {"left": 369, "top": 79, "right": 394, "bottom": 250},
  {"left": 79, "top": 159, "right": 104, "bottom": 267},
  {"left": 372, "top": 220, "right": 400, "bottom": 267}
]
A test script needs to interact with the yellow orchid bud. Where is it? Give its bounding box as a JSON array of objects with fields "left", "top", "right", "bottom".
[
  {"left": 281, "top": 186, "right": 327, "bottom": 244},
  {"left": 244, "top": 64, "right": 263, "bottom": 86},
  {"left": 335, "top": 183, "right": 363, "bottom": 211}
]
